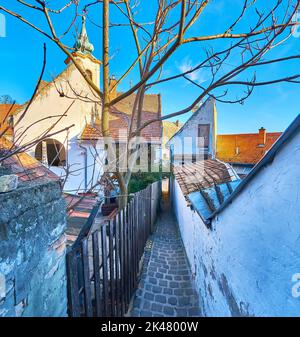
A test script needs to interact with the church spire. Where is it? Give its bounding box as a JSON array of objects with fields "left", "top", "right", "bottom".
[{"left": 73, "top": 15, "right": 94, "bottom": 54}]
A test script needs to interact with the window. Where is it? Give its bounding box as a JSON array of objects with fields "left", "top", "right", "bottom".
[
  {"left": 35, "top": 139, "right": 66, "bottom": 167},
  {"left": 198, "top": 124, "right": 210, "bottom": 149}
]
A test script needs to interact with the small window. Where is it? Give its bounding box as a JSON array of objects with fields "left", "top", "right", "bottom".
[
  {"left": 35, "top": 138, "right": 66, "bottom": 167},
  {"left": 198, "top": 124, "right": 210, "bottom": 149}
]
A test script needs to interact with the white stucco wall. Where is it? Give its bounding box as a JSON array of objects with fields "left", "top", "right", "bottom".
[
  {"left": 171, "top": 129, "right": 300, "bottom": 316},
  {"left": 61, "top": 139, "right": 105, "bottom": 193},
  {"left": 170, "top": 98, "right": 217, "bottom": 163}
]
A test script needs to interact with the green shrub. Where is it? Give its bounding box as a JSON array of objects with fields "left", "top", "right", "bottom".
[{"left": 128, "top": 172, "right": 169, "bottom": 194}]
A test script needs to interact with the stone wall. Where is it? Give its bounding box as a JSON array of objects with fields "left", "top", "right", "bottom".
[
  {"left": 0, "top": 180, "right": 68, "bottom": 317},
  {"left": 171, "top": 129, "right": 300, "bottom": 316}
]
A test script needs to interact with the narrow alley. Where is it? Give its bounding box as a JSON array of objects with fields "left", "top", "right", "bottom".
[{"left": 130, "top": 187, "right": 201, "bottom": 317}]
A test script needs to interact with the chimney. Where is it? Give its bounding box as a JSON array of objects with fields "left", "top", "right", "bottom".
[
  {"left": 258, "top": 127, "right": 266, "bottom": 146},
  {"left": 109, "top": 75, "right": 118, "bottom": 101}
]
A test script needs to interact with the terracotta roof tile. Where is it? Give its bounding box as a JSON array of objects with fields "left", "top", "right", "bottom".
[
  {"left": 81, "top": 105, "right": 162, "bottom": 143},
  {"left": 173, "top": 159, "right": 238, "bottom": 197},
  {"left": 216, "top": 131, "right": 282, "bottom": 165}
]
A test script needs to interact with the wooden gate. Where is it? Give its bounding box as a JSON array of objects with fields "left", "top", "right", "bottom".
[{"left": 66, "top": 181, "right": 161, "bottom": 317}]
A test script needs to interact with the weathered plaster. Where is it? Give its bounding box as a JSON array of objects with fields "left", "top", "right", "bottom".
[
  {"left": 171, "top": 130, "right": 300, "bottom": 316},
  {"left": 170, "top": 97, "right": 217, "bottom": 163}
]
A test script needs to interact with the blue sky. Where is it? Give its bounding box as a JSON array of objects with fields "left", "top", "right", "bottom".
[{"left": 0, "top": 0, "right": 299, "bottom": 134}]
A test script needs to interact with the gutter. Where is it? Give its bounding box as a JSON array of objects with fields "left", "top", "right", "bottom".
[
  {"left": 207, "top": 113, "right": 300, "bottom": 224},
  {"left": 227, "top": 162, "right": 255, "bottom": 167},
  {"left": 189, "top": 201, "right": 212, "bottom": 229}
]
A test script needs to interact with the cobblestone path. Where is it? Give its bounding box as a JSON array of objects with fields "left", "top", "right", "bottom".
[{"left": 129, "top": 202, "right": 201, "bottom": 317}]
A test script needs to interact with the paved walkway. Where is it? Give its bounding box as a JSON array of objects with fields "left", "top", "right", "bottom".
[{"left": 130, "top": 200, "right": 201, "bottom": 317}]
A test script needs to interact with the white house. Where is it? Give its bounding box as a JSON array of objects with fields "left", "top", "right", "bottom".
[
  {"left": 171, "top": 113, "right": 300, "bottom": 316},
  {"left": 13, "top": 16, "right": 162, "bottom": 194},
  {"left": 168, "top": 97, "right": 217, "bottom": 165},
  {"left": 168, "top": 98, "right": 281, "bottom": 179}
]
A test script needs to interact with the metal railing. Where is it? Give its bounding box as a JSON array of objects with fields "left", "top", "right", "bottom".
[{"left": 66, "top": 181, "right": 161, "bottom": 317}]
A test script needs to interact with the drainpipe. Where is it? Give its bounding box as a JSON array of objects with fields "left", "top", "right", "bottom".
[{"left": 79, "top": 143, "right": 88, "bottom": 192}]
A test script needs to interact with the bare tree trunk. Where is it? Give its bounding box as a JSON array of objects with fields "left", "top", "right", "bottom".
[
  {"left": 102, "top": 0, "right": 128, "bottom": 210},
  {"left": 118, "top": 177, "right": 128, "bottom": 209},
  {"left": 102, "top": 0, "right": 110, "bottom": 138},
  {"left": 3, "top": 0, "right": 300, "bottom": 209}
]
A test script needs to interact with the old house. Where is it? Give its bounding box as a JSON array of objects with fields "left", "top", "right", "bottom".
[
  {"left": 12, "top": 17, "right": 162, "bottom": 195},
  {"left": 168, "top": 97, "right": 217, "bottom": 164},
  {"left": 168, "top": 97, "right": 242, "bottom": 225},
  {"left": 168, "top": 97, "right": 281, "bottom": 178}
]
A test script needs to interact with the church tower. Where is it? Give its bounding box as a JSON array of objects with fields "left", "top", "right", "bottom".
[{"left": 65, "top": 15, "right": 101, "bottom": 87}]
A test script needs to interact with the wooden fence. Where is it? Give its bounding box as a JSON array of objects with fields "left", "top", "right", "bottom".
[{"left": 66, "top": 181, "right": 161, "bottom": 317}]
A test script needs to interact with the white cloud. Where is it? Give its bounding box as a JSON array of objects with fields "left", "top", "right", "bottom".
[{"left": 177, "top": 56, "right": 207, "bottom": 84}]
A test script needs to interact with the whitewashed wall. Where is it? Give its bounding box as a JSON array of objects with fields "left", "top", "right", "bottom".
[
  {"left": 16, "top": 56, "right": 102, "bottom": 193},
  {"left": 61, "top": 139, "right": 106, "bottom": 193},
  {"left": 170, "top": 97, "right": 217, "bottom": 163},
  {"left": 171, "top": 130, "right": 300, "bottom": 316}
]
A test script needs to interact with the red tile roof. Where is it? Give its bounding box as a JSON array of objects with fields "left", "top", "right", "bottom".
[
  {"left": 64, "top": 193, "right": 98, "bottom": 216},
  {"left": 64, "top": 193, "right": 98, "bottom": 245},
  {"left": 81, "top": 98, "right": 162, "bottom": 143},
  {"left": 216, "top": 131, "right": 282, "bottom": 165},
  {"left": 81, "top": 109, "right": 128, "bottom": 142},
  {"left": 64, "top": 193, "right": 118, "bottom": 246},
  {"left": 0, "top": 137, "right": 59, "bottom": 183},
  {"left": 173, "top": 159, "right": 238, "bottom": 196}
]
